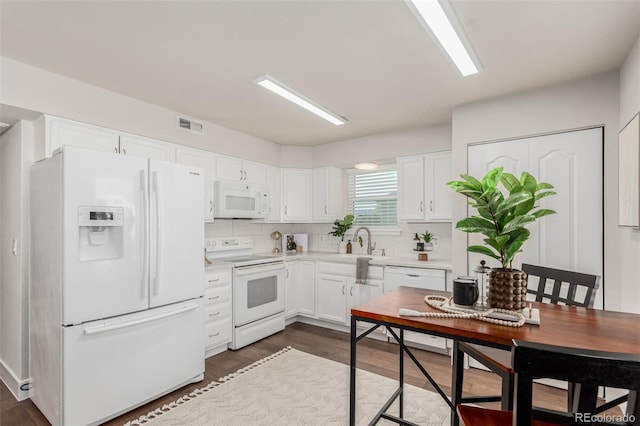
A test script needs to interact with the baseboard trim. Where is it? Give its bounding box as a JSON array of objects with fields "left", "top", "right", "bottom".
[{"left": 0, "top": 358, "right": 30, "bottom": 401}]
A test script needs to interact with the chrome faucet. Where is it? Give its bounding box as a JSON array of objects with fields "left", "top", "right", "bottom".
[{"left": 353, "top": 226, "right": 376, "bottom": 255}]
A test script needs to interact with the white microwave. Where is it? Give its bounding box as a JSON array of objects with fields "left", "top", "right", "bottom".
[{"left": 214, "top": 181, "right": 269, "bottom": 219}]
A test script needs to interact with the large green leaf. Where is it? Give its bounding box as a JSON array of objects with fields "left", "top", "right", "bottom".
[
  {"left": 536, "top": 182, "right": 554, "bottom": 190},
  {"left": 535, "top": 190, "right": 557, "bottom": 201},
  {"left": 503, "top": 228, "right": 531, "bottom": 265},
  {"left": 502, "top": 214, "right": 536, "bottom": 232},
  {"left": 532, "top": 208, "right": 556, "bottom": 218},
  {"left": 494, "top": 191, "right": 533, "bottom": 217},
  {"left": 459, "top": 174, "right": 483, "bottom": 190},
  {"left": 520, "top": 172, "right": 538, "bottom": 194},
  {"left": 455, "top": 216, "right": 497, "bottom": 235},
  {"left": 484, "top": 235, "right": 510, "bottom": 251},
  {"left": 500, "top": 173, "right": 521, "bottom": 193},
  {"left": 467, "top": 245, "right": 501, "bottom": 261}
]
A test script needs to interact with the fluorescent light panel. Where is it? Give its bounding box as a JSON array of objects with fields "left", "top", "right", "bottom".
[
  {"left": 253, "top": 75, "right": 347, "bottom": 126},
  {"left": 354, "top": 162, "right": 379, "bottom": 170},
  {"left": 406, "top": 0, "right": 481, "bottom": 77}
]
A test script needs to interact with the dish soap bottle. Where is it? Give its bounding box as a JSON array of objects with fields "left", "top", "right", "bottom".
[{"left": 346, "top": 239, "right": 352, "bottom": 254}]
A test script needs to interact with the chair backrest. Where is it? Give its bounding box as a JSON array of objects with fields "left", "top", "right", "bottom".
[
  {"left": 511, "top": 340, "right": 640, "bottom": 426},
  {"left": 522, "top": 263, "right": 600, "bottom": 308}
]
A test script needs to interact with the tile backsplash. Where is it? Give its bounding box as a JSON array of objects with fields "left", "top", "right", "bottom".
[{"left": 205, "top": 220, "right": 453, "bottom": 260}]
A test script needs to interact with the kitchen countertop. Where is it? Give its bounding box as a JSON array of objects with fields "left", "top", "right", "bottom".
[{"left": 256, "top": 250, "right": 452, "bottom": 270}]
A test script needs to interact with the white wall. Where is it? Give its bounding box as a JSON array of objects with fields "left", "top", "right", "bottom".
[
  {"left": 0, "top": 57, "right": 282, "bottom": 166},
  {"left": 451, "top": 72, "right": 623, "bottom": 310},
  {"left": 616, "top": 36, "right": 640, "bottom": 313},
  {"left": 0, "top": 120, "right": 33, "bottom": 400},
  {"left": 312, "top": 123, "right": 451, "bottom": 168}
]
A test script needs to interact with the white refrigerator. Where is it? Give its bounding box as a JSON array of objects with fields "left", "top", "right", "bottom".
[{"left": 30, "top": 146, "right": 205, "bottom": 426}]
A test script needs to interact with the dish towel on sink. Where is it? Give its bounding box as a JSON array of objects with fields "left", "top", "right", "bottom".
[{"left": 356, "top": 257, "right": 370, "bottom": 284}]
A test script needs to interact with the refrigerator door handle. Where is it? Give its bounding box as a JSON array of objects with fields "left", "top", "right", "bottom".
[
  {"left": 83, "top": 302, "right": 200, "bottom": 335},
  {"left": 140, "top": 170, "right": 149, "bottom": 299},
  {"left": 152, "top": 171, "right": 162, "bottom": 296}
]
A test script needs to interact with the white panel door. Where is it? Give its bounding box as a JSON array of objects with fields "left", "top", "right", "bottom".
[
  {"left": 525, "top": 129, "right": 603, "bottom": 275},
  {"left": 467, "top": 128, "right": 603, "bottom": 305},
  {"left": 285, "top": 263, "right": 297, "bottom": 318},
  {"left": 265, "top": 166, "right": 282, "bottom": 222},
  {"left": 63, "top": 147, "right": 149, "bottom": 325},
  {"left": 149, "top": 160, "right": 204, "bottom": 308},
  {"left": 297, "top": 260, "right": 316, "bottom": 317},
  {"left": 242, "top": 160, "right": 267, "bottom": 185}
]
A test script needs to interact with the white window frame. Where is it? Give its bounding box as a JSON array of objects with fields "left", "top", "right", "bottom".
[{"left": 347, "top": 164, "right": 400, "bottom": 236}]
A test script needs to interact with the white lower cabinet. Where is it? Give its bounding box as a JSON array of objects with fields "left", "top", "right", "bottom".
[
  {"left": 286, "top": 260, "right": 316, "bottom": 319},
  {"left": 204, "top": 267, "right": 232, "bottom": 357},
  {"left": 315, "top": 262, "right": 384, "bottom": 337}
]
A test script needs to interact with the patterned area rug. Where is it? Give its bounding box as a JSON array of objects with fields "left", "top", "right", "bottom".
[{"left": 124, "top": 347, "right": 451, "bottom": 425}]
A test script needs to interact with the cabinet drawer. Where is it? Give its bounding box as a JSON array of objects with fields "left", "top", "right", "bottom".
[
  {"left": 204, "top": 318, "right": 231, "bottom": 349},
  {"left": 204, "top": 286, "right": 230, "bottom": 305},
  {"left": 204, "top": 302, "right": 231, "bottom": 322},
  {"left": 204, "top": 270, "right": 231, "bottom": 289}
]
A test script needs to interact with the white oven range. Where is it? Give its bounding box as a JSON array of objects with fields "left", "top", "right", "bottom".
[{"left": 205, "top": 237, "right": 285, "bottom": 350}]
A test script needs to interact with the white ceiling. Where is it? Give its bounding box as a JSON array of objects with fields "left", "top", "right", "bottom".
[{"left": 1, "top": 1, "right": 638, "bottom": 146}]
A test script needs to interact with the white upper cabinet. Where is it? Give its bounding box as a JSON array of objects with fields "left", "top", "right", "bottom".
[
  {"left": 397, "top": 155, "right": 426, "bottom": 221},
  {"left": 265, "top": 166, "right": 282, "bottom": 222},
  {"left": 424, "top": 152, "right": 452, "bottom": 221},
  {"left": 397, "top": 151, "right": 452, "bottom": 222},
  {"left": 119, "top": 134, "right": 175, "bottom": 162},
  {"left": 312, "top": 167, "right": 344, "bottom": 223},
  {"left": 175, "top": 146, "right": 216, "bottom": 222},
  {"left": 44, "top": 116, "right": 120, "bottom": 157},
  {"left": 282, "top": 168, "right": 312, "bottom": 222},
  {"left": 215, "top": 154, "right": 267, "bottom": 186},
  {"left": 37, "top": 115, "right": 174, "bottom": 162}
]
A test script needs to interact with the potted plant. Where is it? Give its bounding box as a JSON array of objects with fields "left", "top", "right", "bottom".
[
  {"left": 422, "top": 230, "right": 434, "bottom": 251},
  {"left": 447, "top": 167, "right": 556, "bottom": 310},
  {"left": 329, "top": 214, "right": 354, "bottom": 253}
]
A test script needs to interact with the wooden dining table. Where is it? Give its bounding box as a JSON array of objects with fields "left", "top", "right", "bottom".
[{"left": 348, "top": 286, "right": 640, "bottom": 426}]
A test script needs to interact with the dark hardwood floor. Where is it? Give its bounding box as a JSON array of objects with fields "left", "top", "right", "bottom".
[{"left": 1, "top": 322, "right": 572, "bottom": 425}]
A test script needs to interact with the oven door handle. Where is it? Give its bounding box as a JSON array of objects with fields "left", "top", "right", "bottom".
[{"left": 234, "top": 263, "right": 285, "bottom": 276}]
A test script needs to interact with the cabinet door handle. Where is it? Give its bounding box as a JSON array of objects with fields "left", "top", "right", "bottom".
[
  {"left": 325, "top": 205, "right": 328, "bottom": 214},
  {"left": 208, "top": 278, "right": 220, "bottom": 283},
  {"left": 342, "top": 285, "right": 345, "bottom": 295},
  {"left": 208, "top": 312, "right": 221, "bottom": 317},
  {"left": 430, "top": 200, "right": 433, "bottom": 211},
  {"left": 244, "top": 170, "right": 247, "bottom": 180},
  {"left": 208, "top": 295, "right": 220, "bottom": 301},
  {"left": 209, "top": 201, "right": 213, "bottom": 212},
  {"left": 208, "top": 332, "right": 220, "bottom": 338},
  {"left": 122, "top": 148, "right": 127, "bottom": 155},
  {"left": 284, "top": 205, "right": 288, "bottom": 215},
  {"left": 114, "top": 147, "right": 119, "bottom": 153},
  {"left": 350, "top": 286, "right": 354, "bottom": 296},
  {"left": 285, "top": 268, "right": 290, "bottom": 278},
  {"left": 240, "top": 170, "right": 243, "bottom": 180},
  {"left": 420, "top": 201, "right": 424, "bottom": 212}
]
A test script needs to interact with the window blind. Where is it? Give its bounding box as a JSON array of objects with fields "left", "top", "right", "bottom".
[{"left": 347, "top": 166, "right": 397, "bottom": 226}]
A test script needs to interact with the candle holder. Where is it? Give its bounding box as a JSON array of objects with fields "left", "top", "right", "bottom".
[{"left": 474, "top": 260, "right": 491, "bottom": 311}]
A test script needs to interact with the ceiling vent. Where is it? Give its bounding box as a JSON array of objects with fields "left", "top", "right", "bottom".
[{"left": 177, "top": 116, "right": 204, "bottom": 135}]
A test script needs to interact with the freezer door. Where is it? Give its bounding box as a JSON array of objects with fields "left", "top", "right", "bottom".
[
  {"left": 62, "top": 300, "right": 204, "bottom": 426},
  {"left": 63, "top": 147, "right": 150, "bottom": 325},
  {"left": 149, "top": 160, "right": 204, "bottom": 307}
]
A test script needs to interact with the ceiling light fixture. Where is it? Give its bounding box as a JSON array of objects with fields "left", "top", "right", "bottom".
[
  {"left": 405, "top": 0, "right": 482, "bottom": 77},
  {"left": 354, "top": 162, "right": 379, "bottom": 170},
  {"left": 253, "top": 74, "right": 347, "bottom": 126}
]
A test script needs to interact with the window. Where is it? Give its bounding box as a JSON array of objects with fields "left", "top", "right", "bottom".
[{"left": 347, "top": 165, "right": 398, "bottom": 227}]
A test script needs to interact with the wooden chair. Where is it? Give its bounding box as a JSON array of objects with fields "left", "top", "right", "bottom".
[
  {"left": 451, "top": 264, "right": 601, "bottom": 423},
  {"left": 457, "top": 340, "right": 640, "bottom": 426}
]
